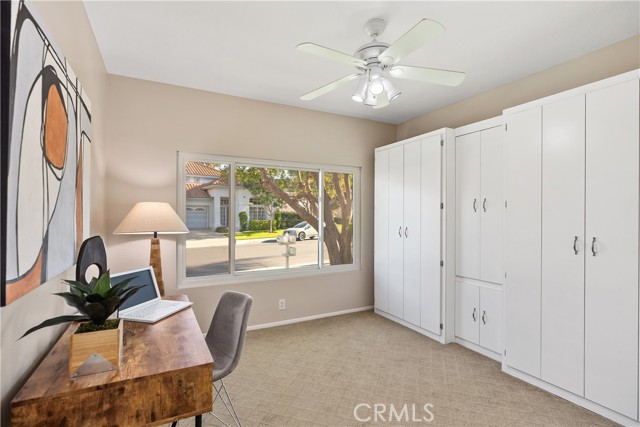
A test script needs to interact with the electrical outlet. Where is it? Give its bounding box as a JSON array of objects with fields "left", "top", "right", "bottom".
[{"left": 278, "top": 299, "right": 286, "bottom": 310}]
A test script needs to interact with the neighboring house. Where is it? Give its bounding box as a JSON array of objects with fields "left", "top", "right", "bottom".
[{"left": 185, "top": 162, "right": 266, "bottom": 229}]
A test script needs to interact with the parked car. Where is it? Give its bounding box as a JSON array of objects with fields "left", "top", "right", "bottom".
[{"left": 283, "top": 221, "right": 318, "bottom": 241}]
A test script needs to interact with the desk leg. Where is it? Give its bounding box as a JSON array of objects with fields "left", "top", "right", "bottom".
[{"left": 195, "top": 414, "right": 202, "bottom": 427}]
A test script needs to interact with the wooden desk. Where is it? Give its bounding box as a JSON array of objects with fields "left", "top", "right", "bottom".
[{"left": 11, "top": 296, "right": 213, "bottom": 427}]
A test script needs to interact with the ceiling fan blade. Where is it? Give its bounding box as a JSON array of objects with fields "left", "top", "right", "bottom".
[
  {"left": 296, "top": 43, "right": 366, "bottom": 67},
  {"left": 373, "top": 92, "right": 390, "bottom": 109},
  {"left": 379, "top": 19, "right": 446, "bottom": 65},
  {"left": 300, "top": 74, "right": 360, "bottom": 101},
  {"left": 391, "top": 65, "right": 465, "bottom": 86}
]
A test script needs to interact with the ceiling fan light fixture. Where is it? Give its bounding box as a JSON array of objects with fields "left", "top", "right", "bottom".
[
  {"left": 352, "top": 76, "right": 368, "bottom": 103},
  {"left": 364, "top": 91, "right": 377, "bottom": 106},
  {"left": 369, "top": 79, "right": 384, "bottom": 95},
  {"left": 382, "top": 78, "right": 401, "bottom": 101}
]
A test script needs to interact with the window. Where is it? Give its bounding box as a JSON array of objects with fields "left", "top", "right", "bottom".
[{"left": 178, "top": 153, "right": 360, "bottom": 287}]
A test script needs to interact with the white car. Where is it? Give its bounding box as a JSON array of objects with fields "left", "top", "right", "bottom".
[{"left": 283, "top": 221, "right": 318, "bottom": 241}]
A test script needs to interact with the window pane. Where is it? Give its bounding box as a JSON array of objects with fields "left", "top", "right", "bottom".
[
  {"left": 323, "top": 172, "right": 354, "bottom": 266},
  {"left": 234, "top": 166, "right": 319, "bottom": 272},
  {"left": 184, "top": 161, "right": 230, "bottom": 277}
]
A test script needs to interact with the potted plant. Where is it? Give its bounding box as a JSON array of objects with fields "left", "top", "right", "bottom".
[{"left": 21, "top": 271, "right": 142, "bottom": 377}]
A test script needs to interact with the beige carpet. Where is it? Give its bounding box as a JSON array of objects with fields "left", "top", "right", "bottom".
[{"left": 174, "top": 310, "right": 617, "bottom": 427}]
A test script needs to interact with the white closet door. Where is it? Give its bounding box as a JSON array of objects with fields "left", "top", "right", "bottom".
[
  {"left": 374, "top": 149, "right": 390, "bottom": 312},
  {"left": 403, "top": 141, "right": 422, "bottom": 326},
  {"left": 480, "top": 126, "right": 503, "bottom": 284},
  {"left": 585, "top": 79, "right": 639, "bottom": 419},
  {"left": 455, "top": 281, "right": 479, "bottom": 344},
  {"left": 541, "top": 95, "right": 585, "bottom": 396},
  {"left": 387, "top": 145, "right": 405, "bottom": 319},
  {"left": 504, "top": 107, "right": 542, "bottom": 378},
  {"left": 479, "top": 287, "right": 502, "bottom": 354},
  {"left": 455, "top": 132, "right": 481, "bottom": 279},
  {"left": 420, "top": 135, "right": 442, "bottom": 334}
]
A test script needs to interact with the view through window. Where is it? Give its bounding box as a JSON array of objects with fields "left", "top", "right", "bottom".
[{"left": 180, "top": 156, "right": 357, "bottom": 282}]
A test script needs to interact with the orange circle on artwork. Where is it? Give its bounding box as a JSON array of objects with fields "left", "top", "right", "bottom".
[{"left": 44, "top": 84, "right": 68, "bottom": 169}]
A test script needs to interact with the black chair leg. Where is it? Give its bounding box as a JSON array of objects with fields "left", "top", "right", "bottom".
[{"left": 195, "top": 414, "right": 202, "bottom": 427}]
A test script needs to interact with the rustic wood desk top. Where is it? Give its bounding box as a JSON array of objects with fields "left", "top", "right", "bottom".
[{"left": 11, "top": 295, "right": 213, "bottom": 427}]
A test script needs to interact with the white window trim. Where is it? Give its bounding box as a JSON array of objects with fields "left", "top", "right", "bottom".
[{"left": 176, "top": 152, "right": 361, "bottom": 289}]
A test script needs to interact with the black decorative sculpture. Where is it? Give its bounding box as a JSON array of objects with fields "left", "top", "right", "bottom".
[{"left": 75, "top": 236, "right": 108, "bottom": 285}]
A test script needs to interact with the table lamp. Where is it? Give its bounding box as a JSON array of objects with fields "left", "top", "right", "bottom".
[{"left": 114, "top": 202, "right": 189, "bottom": 296}]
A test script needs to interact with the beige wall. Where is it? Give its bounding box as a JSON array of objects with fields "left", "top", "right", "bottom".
[
  {"left": 105, "top": 75, "right": 397, "bottom": 331},
  {"left": 0, "top": 1, "right": 108, "bottom": 424},
  {"left": 398, "top": 35, "right": 640, "bottom": 140}
]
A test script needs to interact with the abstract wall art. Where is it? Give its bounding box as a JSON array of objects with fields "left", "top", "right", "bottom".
[{"left": 1, "top": 0, "right": 92, "bottom": 306}]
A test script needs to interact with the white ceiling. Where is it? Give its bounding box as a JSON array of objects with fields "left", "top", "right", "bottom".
[{"left": 83, "top": 1, "right": 639, "bottom": 124}]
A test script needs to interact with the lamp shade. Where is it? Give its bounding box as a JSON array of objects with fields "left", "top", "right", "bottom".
[{"left": 114, "top": 202, "right": 189, "bottom": 235}]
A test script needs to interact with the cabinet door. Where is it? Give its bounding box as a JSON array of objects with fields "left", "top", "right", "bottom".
[
  {"left": 374, "top": 150, "right": 390, "bottom": 312},
  {"left": 456, "top": 132, "right": 481, "bottom": 279},
  {"left": 403, "top": 141, "right": 422, "bottom": 326},
  {"left": 420, "top": 134, "right": 443, "bottom": 334},
  {"left": 585, "top": 79, "right": 639, "bottom": 419},
  {"left": 504, "top": 107, "right": 542, "bottom": 378},
  {"left": 479, "top": 287, "right": 502, "bottom": 354},
  {"left": 480, "top": 126, "right": 503, "bottom": 284},
  {"left": 541, "top": 94, "right": 585, "bottom": 396},
  {"left": 455, "top": 282, "right": 479, "bottom": 344},
  {"left": 387, "top": 145, "right": 405, "bottom": 319}
]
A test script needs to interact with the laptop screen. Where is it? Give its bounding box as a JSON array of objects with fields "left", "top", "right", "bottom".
[{"left": 110, "top": 267, "right": 159, "bottom": 311}]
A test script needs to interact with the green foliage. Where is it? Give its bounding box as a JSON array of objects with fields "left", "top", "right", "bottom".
[
  {"left": 238, "top": 211, "right": 248, "bottom": 231},
  {"left": 20, "top": 271, "right": 143, "bottom": 339},
  {"left": 274, "top": 211, "right": 283, "bottom": 229},
  {"left": 333, "top": 217, "right": 342, "bottom": 225},
  {"left": 249, "top": 219, "right": 270, "bottom": 231},
  {"left": 215, "top": 226, "right": 229, "bottom": 233},
  {"left": 279, "top": 212, "right": 303, "bottom": 228}
]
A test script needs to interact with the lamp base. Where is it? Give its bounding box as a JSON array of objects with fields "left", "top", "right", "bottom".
[{"left": 149, "top": 237, "right": 165, "bottom": 296}]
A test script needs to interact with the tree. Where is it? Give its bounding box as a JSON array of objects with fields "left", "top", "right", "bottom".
[
  {"left": 236, "top": 167, "right": 284, "bottom": 232},
  {"left": 237, "top": 166, "right": 353, "bottom": 265}
]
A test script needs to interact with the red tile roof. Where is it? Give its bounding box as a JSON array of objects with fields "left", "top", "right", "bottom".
[
  {"left": 185, "top": 161, "right": 222, "bottom": 177},
  {"left": 185, "top": 182, "right": 210, "bottom": 198}
]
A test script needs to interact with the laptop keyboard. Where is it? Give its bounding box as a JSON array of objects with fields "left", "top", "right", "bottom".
[{"left": 125, "top": 300, "right": 181, "bottom": 320}]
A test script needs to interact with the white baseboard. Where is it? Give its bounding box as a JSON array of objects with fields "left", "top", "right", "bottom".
[
  {"left": 503, "top": 365, "right": 640, "bottom": 426},
  {"left": 247, "top": 306, "right": 373, "bottom": 331},
  {"left": 454, "top": 336, "right": 502, "bottom": 362},
  {"left": 374, "top": 309, "right": 446, "bottom": 344}
]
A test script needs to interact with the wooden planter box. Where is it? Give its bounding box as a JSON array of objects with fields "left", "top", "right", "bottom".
[{"left": 69, "top": 319, "right": 123, "bottom": 378}]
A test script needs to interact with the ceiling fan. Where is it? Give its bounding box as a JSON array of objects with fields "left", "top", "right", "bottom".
[{"left": 297, "top": 18, "right": 466, "bottom": 109}]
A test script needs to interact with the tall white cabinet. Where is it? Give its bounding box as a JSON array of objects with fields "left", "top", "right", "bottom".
[
  {"left": 374, "top": 128, "right": 456, "bottom": 343},
  {"left": 503, "top": 71, "right": 639, "bottom": 424},
  {"left": 454, "top": 117, "right": 504, "bottom": 360}
]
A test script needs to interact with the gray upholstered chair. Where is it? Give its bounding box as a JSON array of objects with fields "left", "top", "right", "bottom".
[{"left": 206, "top": 291, "right": 253, "bottom": 427}]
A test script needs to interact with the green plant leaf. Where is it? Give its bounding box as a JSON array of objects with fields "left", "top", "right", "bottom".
[
  {"left": 104, "top": 277, "right": 136, "bottom": 298},
  {"left": 20, "top": 315, "right": 90, "bottom": 339},
  {"left": 84, "top": 302, "right": 108, "bottom": 324},
  {"left": 86, "top": 293, "right": 105, "bottom": 303},
  {"left": 119, "top": 285, "right": 145, "bottom": 305},
  {"left": 101, "top": 295, "right": 123, "bottom": 315},
  {"left": 54, "top": 292, "right": 87, "bottom": 313},
  {"left": 63, "top": 279, "right": 93, "bottom": 295},
  {"left": 94, "top": 270, "right": 112, "bottom": 296}
]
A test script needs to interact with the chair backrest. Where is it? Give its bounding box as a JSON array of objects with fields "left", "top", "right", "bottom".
[{"left": 205, "top": 291, "right": 253, "bottom": 376}]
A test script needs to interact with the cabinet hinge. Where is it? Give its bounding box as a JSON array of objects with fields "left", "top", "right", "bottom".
[
  {"left": 440, "top": 202, "right": 444, "bottom": 209},
  {"left": 440, "top": 260, "right": 444, "bottom": 267},
  {"left": 440, "top": 138, "right": 444, "bottom": 146},
  {"left": 504, "top": 272, "right": 507, "bottom": 279},
  {"left": 504, "top": 349, "right": 507, "bottom": 356},
  {"left": 504, "top": 200, "right": 507, "bottom": 208},
  {"left": 440, "top": 323, "right": 443, "bottom": 330},
  {"left": 505, "top": 123, "right": 508, "bottom": 131}
]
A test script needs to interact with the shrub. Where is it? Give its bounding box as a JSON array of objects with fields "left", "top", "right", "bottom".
[
  {"left": 215, "top": 226, "right": 229, "bottom": 233},
  {"left": 249, "top": 220, "right": 270, "bottom": 231},
  {"left": 238, "top": 211, "right": 248, "bottom": 231},
  {"left": 333, "top": 217, "right": 342, "bottom": 225},
  {"left": 279, "top": 212, "right": 303, "bottom": 228},
  {"left": 274, "top": 211, "right": 283, "bottom": 229}
]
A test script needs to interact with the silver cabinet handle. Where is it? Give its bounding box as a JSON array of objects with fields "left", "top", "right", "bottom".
[
  {"left": 473, "top": 198, "right": 477, "bottom": 212},
  {"left": 472, "top": 308, "right": 477, "bottom": 322},
  {"left": 482, "top": 310, "right": 486, "bottom": 325},
  {"left": 404, "top": 227, "right": 408, "bottom": 238},
  {"left": 573, "top": 236, "right": 578, "bottom": 255},
  {"left": 591, "top": 237, "right": 596, "bottom": 256},
  {"left": 482, "top": 198, "right": 487, "bottom": 212}
]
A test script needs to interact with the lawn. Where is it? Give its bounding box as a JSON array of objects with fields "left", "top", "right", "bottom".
[{"left": 235, "top": 230, "right": 285, "bottom": 240}]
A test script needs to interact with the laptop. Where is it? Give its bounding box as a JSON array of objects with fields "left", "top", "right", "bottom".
[{"left": 110, "top": 267, "right": 193, "bottom": 323}]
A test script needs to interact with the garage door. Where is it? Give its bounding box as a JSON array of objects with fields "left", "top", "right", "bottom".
[{"left": 186, "top": 207, "right": 208, "bottom": 229}]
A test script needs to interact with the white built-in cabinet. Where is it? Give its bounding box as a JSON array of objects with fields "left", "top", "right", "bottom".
[
  {"left": 453, "top": 117, "right": 504, "bottom": 359},
  {"left": 503, "top": 71, "right": 639, "bottom": 424},
  {"left": 374, "top": 128, "right": 455, "bottom": 343}
]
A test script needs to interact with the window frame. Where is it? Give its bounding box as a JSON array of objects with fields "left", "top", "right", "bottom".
[{"left": 177, "top": 152, "right": 361, "bottom": 289}]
